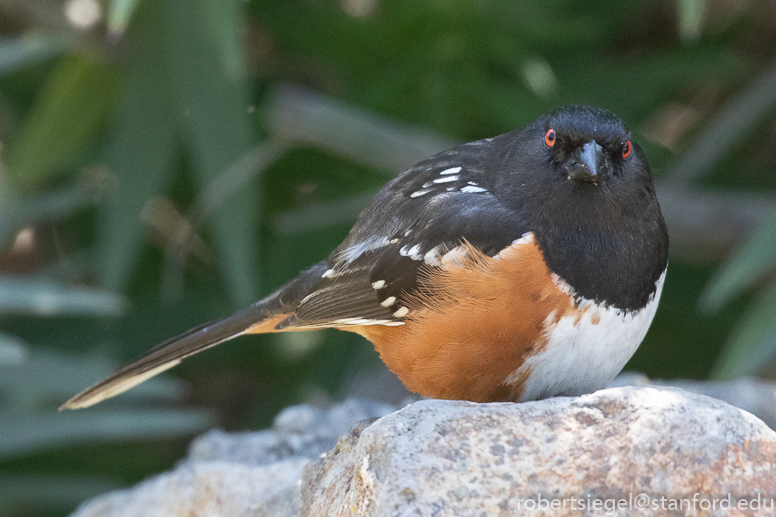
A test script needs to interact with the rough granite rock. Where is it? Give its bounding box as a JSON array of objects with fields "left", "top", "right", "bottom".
[
  {"left": 70, "top": 385, "right": 776, "bottom": 517},
  {"left": 302, "top": 386, "right": 776, "bottom": 517},
  {"left": 70, "top": 399, "right": 397, "bottom": 517},
  {"left": 613, "top": 372, "right": 776, "bottom": 430}
]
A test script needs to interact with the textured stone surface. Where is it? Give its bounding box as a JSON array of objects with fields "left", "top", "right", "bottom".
[
  {"left": 70, "top": 384, "right": 776, "bottom": 517},
  {"left": 654, "top": 377, "right": 776, "bottom": 431},
  {"left": 613, "top": 372, "right": 776, "bottom": 430},
  {"left": 74, "top": 459, "right": 307, "bottom": 517},
  {"left": 302, "top": 387, "right": 776, "bottom": 517},
  {"left": 70, "top": 399, "right": 396, "bottom": 517}
]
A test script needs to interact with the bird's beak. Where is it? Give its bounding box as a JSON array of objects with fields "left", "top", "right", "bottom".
[{"left": 566, "top": 140, "right": 607, "bottom": 184}]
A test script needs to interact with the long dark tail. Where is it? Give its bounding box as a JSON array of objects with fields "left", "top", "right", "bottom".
[{"left": 60, "top": 263, "right": 327, "bottom": 410}]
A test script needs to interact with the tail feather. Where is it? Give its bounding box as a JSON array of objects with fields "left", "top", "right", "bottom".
[
  {"left": 59, "top": 307, "right": 288, "bottom": 410},
  {"left": 60, "top": 263, "right": 329, "bottom": 410}
]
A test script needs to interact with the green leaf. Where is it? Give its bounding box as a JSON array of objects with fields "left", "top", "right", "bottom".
[
  {"left": 107, "top": 0, "right": 142, "bottom": 36},
  {"left": 97, "top": 5, "right": 177, "bottom": 291},
  {"left": 0, "top": 409, "right": 213, "bottom": 459},
  {"left": 0, "top": 33, "right": 67, "bottom": 77},
  {"left": 265, "top": 85, "right": 457, "bottom": 172},
  {"left": 0, "top": 276, "right": 126, "bottom": 317},
  {"left": 100, "top": 0, "right": 259, "bottom": 301},
  {"left": 700, "top": 206, "right": 776, "bottom": 312},
  {"left": 200, "top": 0, "right": 246, "bottom": 77},
  {"left": 272, "top": 191, "right": 376, "bottom": 236},
  {"left": 164, "top": 0, "right": 258, "bottom": 305},
  {"left": 3, "top": 55, "right": 120, "bottom": 193},
  {"left": 711, "top": 282, "right": 776, "bottom": 379},
  {"left": 665, "top": 58, "right": 776, "bottom": 186},
  {"left": 677, "top": 0, "right": 706, "bottom": 43}
]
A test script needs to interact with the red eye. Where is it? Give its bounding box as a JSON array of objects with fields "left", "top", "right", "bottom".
[
  {"left": 545, "top": 129, "right": 556, "bottom": 147},
  {"left": 622, "top": 140, "right": 632, "bottom": 159}
]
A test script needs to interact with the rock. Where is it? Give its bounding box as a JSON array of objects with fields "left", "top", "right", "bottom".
[
  {"left": 73, "top": 458, "right": 308, "bottom": 517},
  {"left": 302, "top": 387, "right": 776, "bottom": 517},
  {"left": 70, "top": 399, "right": 397, "bottom": 517},
  {"left": 612, "top": 372, "right": 776, "bottom": 431},
  {"left": 653, "top": 377, "right": 776, "bottom": 431},
  {"left": 70, "top": 385, "right": 776, "bottom": 517}
]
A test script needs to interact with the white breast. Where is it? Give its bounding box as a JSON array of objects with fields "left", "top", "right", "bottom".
[{"left": 506, "top": 268, "right": 667, "bottom": 401}]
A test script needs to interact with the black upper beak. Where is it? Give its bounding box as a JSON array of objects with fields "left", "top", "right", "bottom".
[{"left": 566, "top": 140, "right": 607, "bottom": 184}]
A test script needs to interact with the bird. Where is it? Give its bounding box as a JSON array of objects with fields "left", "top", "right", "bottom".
[{"left": 61, "top": 105, "right": 669, "bottom": 410}]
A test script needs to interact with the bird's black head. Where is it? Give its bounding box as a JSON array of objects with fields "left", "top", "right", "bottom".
[
  {"left": 541, "top": 105, "right": 634, "bottom": 185},
  {"left": 490, "top": 105, "right": 656, "bottom": 230},
  {"left": 487, "top": 105, "right": 668, "bottom": 311}
]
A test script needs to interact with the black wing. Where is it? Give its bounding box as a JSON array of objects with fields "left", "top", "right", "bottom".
[{"left": 276, "top": 135, "right": 530, "bottom": 329}]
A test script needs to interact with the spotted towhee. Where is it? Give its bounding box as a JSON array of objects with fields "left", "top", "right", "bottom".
[{"left": 62, "top": 105, "right": 668, "bottom": 410}]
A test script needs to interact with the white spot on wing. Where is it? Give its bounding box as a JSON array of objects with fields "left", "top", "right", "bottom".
[
  {"left": 334, "top": 318, "right": 392, "bottom": 326},
  {"left": 460, "top": 185, "right": 487, "bottom": 193},
  {"left": 424, "top": 246, "right": 442, "bottom": 266},
  {"left": 439, "top": 166, "right": 462, "bottom": 175},
  {"left": 410, "top": 190, "right": 431, "bottom": 198},
  {"left": 433, "top": 175, "right": 458, "bottom": 183},
  {"left": 381, "top": 296, "right": 397, "bottom": 307},
  {"left": 339, "top": 236, "right": 391, "bottom": 264},
  {"left": 322, "top": 269, "right": 336, "bottom": 278},
  {"left": 393, "top": 306, "right": 409, "bottom": 318},
  {"left": 298, "top": 292, "right": 317, "bottom": 305},
  {"left": 372, "top": 280, "right": 386, "bottom": 290},
  {"left": 400, "top": 244, "right": 423, "bottom": 261},
  {"left": 333, "top": 317, "right": 405, "bottom": 327}
]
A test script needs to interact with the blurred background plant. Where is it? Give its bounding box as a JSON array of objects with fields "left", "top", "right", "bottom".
[{"left": 0, "top": 0, "right": 775, "bottom": 514}]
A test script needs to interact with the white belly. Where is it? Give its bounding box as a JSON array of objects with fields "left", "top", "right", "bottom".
[{"left": 509, "top": 268, "right": 666, "bottom": 401}]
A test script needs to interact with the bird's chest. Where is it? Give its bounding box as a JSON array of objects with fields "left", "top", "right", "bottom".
[
  {"left": 510, "top": 269, "right": 665, "bottom": 401},
  {"left": 356, "top": 237, "right": 664, "bottom": 403}
]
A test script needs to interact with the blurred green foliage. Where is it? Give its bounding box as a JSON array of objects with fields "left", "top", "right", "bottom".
[{"left": 0, "top": 0, "right": 775, "bottom": 514}]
